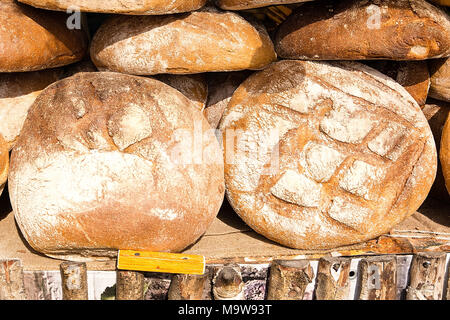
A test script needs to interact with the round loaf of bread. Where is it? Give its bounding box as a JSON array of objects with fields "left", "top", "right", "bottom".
[
  {"left": 219, "top": 60, "right": 437, "bottom": 249},
  {"left": 0, "top": 63, "right": 97, "bottom": 150},
  {"left": 0, "top": 0, "right": 88, "bottom": 72},
  {"left": 429, "top": 58, "right": 450, "bottom": 102},
  {"left": 154, "top": 74, "right": 208, "bottom": 111},
  {"left": 367, "top": 61, "right": 430, "bottom": 108},
  {"left": 9, "top": 72, "right": 225, "bottom": 261},
  {"left": 90, "top": 7, "right": 277, "bottom": 75},
  {"left": 441, "top": 113, "right": 450, "bottom": 195},
  {"left": 204, "top": 71, "right": 252, "bottom": 129},
  {"left": 0, "top": 135, "right": 8, "bottom": 197},
  {"left": 275, "top": 0, "right": 450, "bottom": 60},
  {"left": 18, "top": 0, "right": 207, "bottom": 15},
  {"left": 422, "top": 100, "right": 450, "bottom": 201},
  {"left": 216, "top": 0, "right": 311, "bottom": 10}
]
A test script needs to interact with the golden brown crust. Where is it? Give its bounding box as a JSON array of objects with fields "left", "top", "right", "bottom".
[
  {"left": 18, "top": 0, "right": 208, "bottom": 15},
  {"left": 441, "top": 113, "right": 450, "bottom": 195},
  {"left": 0, "top": 0, "right": 88, "bottom": 72},
  {"left": 219, "top": 60, "right": 436, "bottom": 250},
  {"left": 203, "top": 71, "right": 252, "bottom": 129},
  {"left": 0, "top": 134, "right": 8, "bottom": 196},
  {"left": 367, "top": 61, "right": 430, "bottom": 107},
  {"left": 429, "top": 58, "right": 450, "bottom": 102},
  {"left": 9, "top": 72, "right": 225, "bottom": 260},
  {"left": 275, "top": 0, "right": 450, "bottom": 60},
  {"left": 216, "top": 0, "right": 311, "bottom": 10},
  {"left": 422, "top": 100, "right": 450, "bottom": 201},
  {"left": 0, "top": 62, "right": 97, "bottom": 150},
  {"left": 154, "top": 74, "right": 208, "bottom": 111},
  {"left": 90, "top": 6, "right": 277, "bottom": 75}
]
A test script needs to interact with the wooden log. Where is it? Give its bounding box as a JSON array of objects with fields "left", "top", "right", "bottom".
[
  {"left": 167, "top": 268, "right": 212, "bottom": 300},
  {"left": 406, "top": 252, "right": 447, "bottom": 300},
  {"left": 0, "top": 259, "right": 26, "bottom": 300},
  {"left": 357, "top": 255, "right": 397, "bottom": 300},
  {"left": 266, "top": 260, "right": 314, "bottom": 300},
  {"left": 314, "top": 256, "right": 352, "bottom": 300},
  {"left": 59, "top": 262, "right": 88, "bottom": 300},
  {"left": 116, "top": 270, "right": 145, "bottom": 300},
  {"left": 213, "top": 264, "right": 244, "bottom": 300},
  {"left": 446, "top": 262, "right": 450, "bottom": 301}
]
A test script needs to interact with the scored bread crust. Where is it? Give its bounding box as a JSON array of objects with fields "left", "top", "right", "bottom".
[
  {"left": 219, "top": 60, "right": 437, "bottom": 250},
  {"left": 0, "top": 0, "right": 88, "bottom": 72},
  {"left": 18, "top": 0, "right": 208, "bottom": 15},
  {"left": 0, "top": 135, "right": 8, "bottom": 197},
  {"left": 90, "top": 6, "right": 277, "bottom": 75},
  {"left": 429, "top": 58, "right": 450, "bottom": 103},
  {"left": 275, "top": 0, "right": 450, "bottom": 60},
  {"left": 9, "top": 72, "right": 225, "bottom": 261}
]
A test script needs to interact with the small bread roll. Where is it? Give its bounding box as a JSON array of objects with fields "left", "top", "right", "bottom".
[
  {"left": 275, "top": 0, "right": 450, "bottom": 61},
  {"left": 9, "top": 72, "right": 225, "bottom": 261},
  {"left": 0, "top": 135, "right": 8, "bottom": 197},
  {"left": 0, "top": 0, "right": 88, "bottom": 72},
  {"left": 220, "top": 60, "right": 436, "bottom": 249},
  {"left": 429, "top": 58, "right": 450, "bottom": 103},
  {"left": 91, "top": 7, "right": 276, "bottom": 75},
  {"left": 441, "top": 112, "right": 450, "bottom": 195},
  {"left": 18, "top": 0, "right": 207, "bottom": 15}
]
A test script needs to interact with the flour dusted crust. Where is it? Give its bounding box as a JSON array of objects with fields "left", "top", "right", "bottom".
[
  {"left": 0, "top": 63, "right": 97, "bottom": 150},
  {"left": 155, "top": 74, "right": 208, "bottom": 111},
  {"left": 429, "top": 58, "right": 450, "bottom": 102},
  {"left": 0, "top": 0, "right": 88, "bottom": 72},
  {"left": 219, "top": 60, "right": 437, "bottom": 249},
  {"left": 90, "top": 7, "right": 277, "bottom": 75},
  {"left": 216, "top": 0, "right": 312, "bottom": 10},
  {"left": 9, "top": 72, "right": 225, "bottom": 261},
  {"left": 275, "top": 0, "right": 450, "bottom": 60},
  {"left": 204, "top": 71, "right": 252, "bottom": 129},
  {"left": 0, "top": 135, "right": 8, "bottom": 197},
  {"left": 18, "top": 0, "right": 207, "bottom": 15}
]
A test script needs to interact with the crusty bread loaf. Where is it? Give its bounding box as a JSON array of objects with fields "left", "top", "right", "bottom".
[
  {"left": 275, "top": 0, "right": 450, "bottom": 60},
  {"left": 90, "top": 6, "right": 277, "bottom": 75},
  {"left": 429, "top": 58, "right": 450, "bottom": 102},
  {"left": 0, "top": 135, "right": 8, "bottom": 197},
  {"left": 441, "top": 111, "right": 450, "bottom": 195},
  {"left": 422, "top": 100, "right": 450, "bottom": 201},
  {"left": 216, "top": 0, "right": 311, "bottom": 10},
  {"left": 219, "top": 60, "right": 436, "bottom": 249},
  {"left": 204, "top": 71, "right": 252, "bottom": 129},
  {"left": 0, "top": 63, "right": 97, "bottom": 150},
  {"left": 154, "top": 74, "right": 208, "bottom": 111},
  {"left": 367, "top": 61, "right": 430, "bottom": 107},
  {"left": 0, "top": 0, "right": 88, "bottom": 72},
  {"left": 9, "top": 72, "right": 224, "bottom": 261},
  {"left": 18, "top": 0, "right": 207, "bottom": 15}
]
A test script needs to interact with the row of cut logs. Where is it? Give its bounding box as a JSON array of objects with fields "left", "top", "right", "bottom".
[{"left": 0, "top": 253, "right": 448, "bottom": 300}]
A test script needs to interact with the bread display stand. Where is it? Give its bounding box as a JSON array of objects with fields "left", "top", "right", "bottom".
[{"left": 0, "top": 193, "right": 449, "bottom": 300}]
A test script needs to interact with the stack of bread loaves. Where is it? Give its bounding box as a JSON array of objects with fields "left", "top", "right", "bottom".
[{"left": 4, "top": 0, "right": 450, "bottom": 260}]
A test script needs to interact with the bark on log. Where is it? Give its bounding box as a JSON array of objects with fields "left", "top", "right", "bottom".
[
  {"left": 315, "top": 256, "right": 352, "bottom": 300},
  {"left": 167, "top": 268, "right": 212, "bottom": 300},
  {"left": 267, "top": 260, "right": 314, "bottom": 300},
  {"left": 0, "top": 259, "right": 26, "bottom": 300},
  {"left": 358, "top": 255, "right": 397, "bottom": 300},
  {"left": 60, "top": 262, "right": 88, "bottom": 300},
  {"left": 406, "top": 252, "right": 447, "bottom": 300},
  {"left": 116, "top": 270, "right": 145, "bottom": 300}
]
